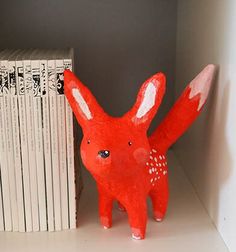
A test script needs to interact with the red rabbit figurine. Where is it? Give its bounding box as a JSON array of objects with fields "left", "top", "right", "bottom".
[{"left": 64, "top": 65, "right": 216, "bottom": 240}]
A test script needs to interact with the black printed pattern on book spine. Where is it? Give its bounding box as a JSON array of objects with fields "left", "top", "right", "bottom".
[
  {"left": 0, "top": 71, "right": 2, "bottom": 97},
  {"left": 41, "top": 63, "right": 47, "bottom": 96},
  {"left": 2, "top": 68, "right": 9, "bottom": 94},
  {"left": 9, "top": 65, "right": 17, "bottom": 95},
  {"left": 25, "top": 65, "right": 32, "bottom": 93},
  {"left": 32, "top": 74, "right": 40, "bottom": 97},
  {"left": 48, "top": 69, "right": 56, "bottom": 92},
  {"left": 56, "top": 72, "right": 64, "bottom": 95},
  {"left": 17, "top": 67, "right": 25, "bottom": 96},
  {"left": 64, "top": 62, "right": 70, "bottom": 70}
]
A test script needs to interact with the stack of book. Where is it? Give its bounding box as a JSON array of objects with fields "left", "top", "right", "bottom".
[{"left": 0, "top": 49, "right": 82, "bottom": 232}]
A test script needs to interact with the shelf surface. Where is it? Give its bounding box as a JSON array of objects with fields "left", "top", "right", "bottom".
[{"left": 0, "top": 151, "right": 229, "bottom": 252}]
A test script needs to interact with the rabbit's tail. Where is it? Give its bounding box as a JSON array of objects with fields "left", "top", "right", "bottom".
[{"left": 149, "top": 65, "right": 216, "bottom": 152}]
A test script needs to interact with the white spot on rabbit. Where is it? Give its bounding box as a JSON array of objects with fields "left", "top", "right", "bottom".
[
  {"left": 72, "top": 88, "right": 92, "bottom": 120},
  {"left": 132, "top": 233, "right": 142, "bottom": 240},
  {"left": 136, "top": 82, "right": 157, "bottom": 118}
]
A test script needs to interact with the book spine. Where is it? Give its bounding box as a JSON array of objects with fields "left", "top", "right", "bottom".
[
  {"left": 48, "top": 59, "right": 61, "bottom": 231},
  {"left": 24, "top": 59, "right": 37, "bottom": 232},
  {"left": 2, "top": 59, "right": 18, "bottom": 231},
  {"left": 40, "top": 59, "right": 54, "bottom": 231},
  {"left": 56, "top": 59, "right": 69, "bottom": 229},
  {"left": 64, "top": 58, "right": 76, "bottom": 229},
  {"left": 0, "top": 171, "right": 3, "bottom": 231},
  {"left": 0, "top": 64, "right": 7, "bottom": 231},
  {"left": 16, "top": 60, "right": 29, "bottom": 232},
  {"left": 31, "top": 59, "right": 47, "bottom": 231},
  {"left": 9, "top": 60, "right": 25, "bottom": 232}
]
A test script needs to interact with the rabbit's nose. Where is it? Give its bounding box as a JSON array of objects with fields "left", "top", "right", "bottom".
[{"left": 98, "top": 150, "right": 110, "bottom": 159}]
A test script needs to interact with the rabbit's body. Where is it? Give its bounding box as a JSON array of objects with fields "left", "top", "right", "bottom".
[
  {"left": 88, "top": 149, "right": 169, "bottom": 240},
  {"left": 64, "top": 65, "right": 215, "bottom": 240},
  {"left": 91, "top": 145, "right": 169, "bottom": 239}
]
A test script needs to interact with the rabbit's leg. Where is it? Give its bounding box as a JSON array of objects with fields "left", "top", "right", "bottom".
[
  {"left": 97, "top": 184, "right": 113, "bottom": 229},
  {"left": 125, "top": 196, "right": 147, "bottom": 240},
  {"left": 149, "top": 176, "right": 169, "bottom": 221}
]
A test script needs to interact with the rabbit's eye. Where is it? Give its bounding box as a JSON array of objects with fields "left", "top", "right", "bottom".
[
  {"left": 128, "top": 141, "right": 132, "bottom": 146},
  {"left": 87, "top": 140, "right": 91, "bottom": 144}
]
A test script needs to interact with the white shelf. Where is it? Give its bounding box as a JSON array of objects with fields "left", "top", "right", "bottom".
[{"left": 0, "top": 151, "right": 228, "bottom": 252}]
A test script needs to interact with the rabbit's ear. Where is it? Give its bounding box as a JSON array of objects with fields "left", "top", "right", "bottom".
[
  {"left": 125, "top": 73, "right": 166, "bottom": 129},
  {"left": 64, "top": 70, "right": 108, "bottom": 128}
]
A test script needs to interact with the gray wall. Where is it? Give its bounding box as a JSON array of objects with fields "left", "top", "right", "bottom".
[{"left": 0, "top": 0, "right": 177, "bottom": 133}]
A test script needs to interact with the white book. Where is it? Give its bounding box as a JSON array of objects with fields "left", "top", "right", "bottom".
[
  {"left": 23, "top": 51, "right": 38, "bottom": 232},
  {"left": 40, "top": 50, "right": 54, "bottom": 231},
  {"left": 8, "top": 50, "right": 25, "bottom": 232},
  {"left": 0, "top": 50, "right": 8, "bottom": 231},
  {"left": 56, "top": 55, "right": 69, "bottom": 229},
  {"left": 0, "top": 171, "right": 4, "bottom": 231},
  {"left": 1, "top": 50, "right": 18, "bottom": 231},
  {"left": 0, "top": 51, "right": 4, "bottom": 231},
  {"left": 16, "top": 50, "right": 32, "bottom": 232},
  {"left": 63, "top": 49, "right": 76, "bottom": 229},
  {"left": 48, "top": 56, "right": 61, "bottom": 231},
  {"left": 31, "top": 50, "right": 47, "bottom": 231}
]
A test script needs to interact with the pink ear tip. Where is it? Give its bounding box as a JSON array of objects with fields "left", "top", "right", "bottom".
[
  {"left": 206, "top": 63, "right": 216, "bottom": 70},
  {"left": 204, "top": 64, "right": 216, "bottom": 76},
  {"left": 189, "top": 64, "right": 216, "bottom": 111},
  {"left": 198, "top": 64, "right": 216, "bottom": 86}
]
